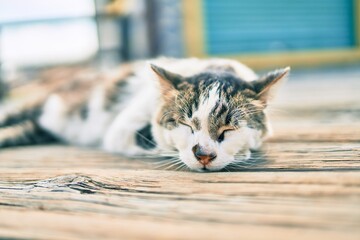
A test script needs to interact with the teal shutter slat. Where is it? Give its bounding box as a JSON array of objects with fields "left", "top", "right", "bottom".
[{"left": 203, "top": 0, "right": 355, "bottom": 54}]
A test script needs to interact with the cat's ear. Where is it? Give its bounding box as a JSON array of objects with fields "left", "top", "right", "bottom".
[
  {"left": 253, "top": 67, "right": 290, "bottom": 103},
  {"left": 150, "top": 64, "right": 184, "bottom": 91}
]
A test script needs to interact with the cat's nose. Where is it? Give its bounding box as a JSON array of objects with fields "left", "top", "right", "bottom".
[{"left": 192, "top": 144, "right": 217, "bottom": 166}]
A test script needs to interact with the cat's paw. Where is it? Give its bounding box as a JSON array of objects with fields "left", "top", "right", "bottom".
[{"left": 102, "top": 131, "right": 145, "bottom": 156}]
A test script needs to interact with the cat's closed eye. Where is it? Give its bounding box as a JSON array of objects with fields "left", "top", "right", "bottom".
[
  {"left": 179, "top": 121, "right": 194, "bottom": 133},
  {"left": 217, "top": 129, "right": 235, "bottom": 142}
]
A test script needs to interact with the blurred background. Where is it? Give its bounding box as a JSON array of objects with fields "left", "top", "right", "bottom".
[{"left": 0, "top": 0, "right": 359, "bottom": 86}]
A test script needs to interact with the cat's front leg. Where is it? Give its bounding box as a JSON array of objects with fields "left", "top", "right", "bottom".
[
  {"left": 102, "top": 91, "right": 156, "bottom": 156},
  {"left": 103, "top": 125, "right": 146, "bottom": 156}
]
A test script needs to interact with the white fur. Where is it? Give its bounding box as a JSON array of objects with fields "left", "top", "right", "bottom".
[
  {"left": 77, "top": 86, "right": 113, "bottom": 146},
  {"left": 193, "top": 83, "right": 221, "bottom": 129}
]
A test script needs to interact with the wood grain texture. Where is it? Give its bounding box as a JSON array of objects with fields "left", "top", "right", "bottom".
[{"left": 0, "top": 69, "right": 360, "bottom": 240}]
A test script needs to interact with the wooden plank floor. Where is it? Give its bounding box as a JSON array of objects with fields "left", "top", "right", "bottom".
[{"left": 0, "top": 67, "right": 360, "bottom": 240}]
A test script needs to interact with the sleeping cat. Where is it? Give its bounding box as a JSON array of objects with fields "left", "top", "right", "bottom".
[{"left": 0, "top": 58, "right": 289, "bottom": 171}]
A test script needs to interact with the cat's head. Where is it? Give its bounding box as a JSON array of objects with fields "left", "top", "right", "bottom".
[{"left": 151, "top": 63, "right": 289, "bottom": 172}]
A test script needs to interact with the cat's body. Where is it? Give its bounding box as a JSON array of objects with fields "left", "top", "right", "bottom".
[{"left": 0, "top": 58, "right": 289, "bottom": 171}]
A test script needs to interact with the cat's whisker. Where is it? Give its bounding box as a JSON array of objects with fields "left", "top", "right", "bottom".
[
  {"left": 178, "top": 164, "right": 190, "bottom": 172},
  {"left": 222, "top": 166, "right": 231, "bottom": 172},
  {"left": 154, "top": 160, "right": 182, "bottom": 170},
  {"left": 164, "top": 160, "right": 183, "bottom": 170},
  {"left": 226, "top": 163, "right": 253, "bottom": 170},
  {"left": 232, "top": 161, "right": 256, "bottom": 167},
  {"left": 135, "top": 131, "right": 157, "bottom": 147},
  {"left": 154, "top": 155, "right": 179, "bottom": 161},
  {"left": 155, "top": 156, "right": 179, "bottom": 162},
  {"left": 156, "top": 151, "right": 178, "bottom": 156},
  {"left": 183, "top": 165, "right": 191, "bottom": 172},
  {"left": 151, "top": 157, "right": 179, "bottom": 165},
  {"left": 173, "top": 162, "right": 186, "bottom": 171},
  {"left": 156, "top": 152, "right": 180, "bottom": 158},
  {"left": 152, "top": 157, "right": 180, "bottom": 165}
]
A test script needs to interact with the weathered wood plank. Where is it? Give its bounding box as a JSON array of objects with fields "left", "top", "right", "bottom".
[
  {"left": 1, "top": 142, "right": 359, "bottom": 171},
  {"left": 1, "top": 208, "right": 358, "bottom": 240},
  {"left": 0, "top": 170, "right": 359, "bottom": 240}
]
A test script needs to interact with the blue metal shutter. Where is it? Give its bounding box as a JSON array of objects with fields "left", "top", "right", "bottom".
[{"left": 203, "top": 0, "right": 355, "bottom": 54}]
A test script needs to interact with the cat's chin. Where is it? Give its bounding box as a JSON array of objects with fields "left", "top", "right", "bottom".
[
  {"left": 193, "top": 166, "right": 224, "bottom": 172},
  {"left": 182, "top": 161, "right": 228, "bottom": 172}
]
